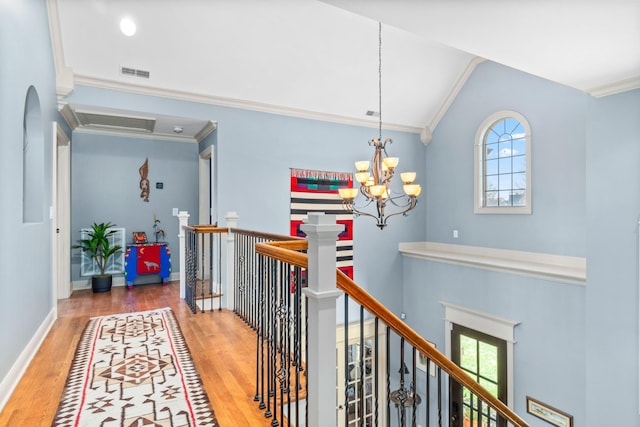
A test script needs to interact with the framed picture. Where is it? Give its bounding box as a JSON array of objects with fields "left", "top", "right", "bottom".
[
  {"left": 415, "top": 344, "right": 437, "bottom": 377},
  {"left": 133, "top": 231, "right": 147, "bottom": 244},
  {"left": 526, "top": 396, "right": 573, "bottom": 427}
]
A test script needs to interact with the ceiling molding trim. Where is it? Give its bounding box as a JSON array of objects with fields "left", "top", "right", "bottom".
[
  {"left": 59, "top": 104, "right": 79, "bottom": 130},
  {"left": 72, "top": 127, "right": 198, "bottom": 143},
  {"left": 46, "top": 0, "right": 74, "bottom": 98},
  {"left": 194, "top": 120, "right": 218, "bottom": 143},
  {"left": 73, "top": 74, "right": 422, "bottom": 134},
  {"left": 587, "top": 75, "right": 640, "bottom": 98},
  {"left": 428, "top": 57, "right": 486, "bottom": 133}
]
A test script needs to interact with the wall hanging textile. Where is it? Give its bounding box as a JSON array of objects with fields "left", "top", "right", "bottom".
[{"left": 290, "top": 168, "right": 354, "bottom": 279}]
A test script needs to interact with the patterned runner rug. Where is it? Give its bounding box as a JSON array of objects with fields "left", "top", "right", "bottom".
[{"left": 52, "top": 307, "right": 218, "bottom": 427}]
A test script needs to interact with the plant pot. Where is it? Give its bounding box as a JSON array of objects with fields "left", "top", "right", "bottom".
[{"left": 92, "top": 275, "right": 113, "bottom": 293}]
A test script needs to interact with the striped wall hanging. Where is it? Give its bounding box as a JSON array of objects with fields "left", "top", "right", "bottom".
[{"left": 290, "top": 168, "right": 354, "bottom": 279}]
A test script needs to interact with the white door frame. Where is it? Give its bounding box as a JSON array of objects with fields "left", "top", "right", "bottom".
[
  {"left": 52, "top": 122, "right": 71, "bottom": 300},
  {"left": 199, "top": 144, "right": 215, "bottom": 225},
  {"left": 198, "top": 145, "right": 215, "bottom": 281}
]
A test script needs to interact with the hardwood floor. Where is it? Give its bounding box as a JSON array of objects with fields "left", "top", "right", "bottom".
[{"left": 0, "top": 282, "right": 277, "bottom": 426}]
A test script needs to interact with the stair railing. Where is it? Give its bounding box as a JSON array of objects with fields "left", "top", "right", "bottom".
[
  {"left": 178, "top": 212, "right": 529, "bottom": 427},
  {"left": 183, "top": 224, "right": 226, "bottom": 313},
  {"left": 255, "top": 221, "right": 530, "bottom": 427}
]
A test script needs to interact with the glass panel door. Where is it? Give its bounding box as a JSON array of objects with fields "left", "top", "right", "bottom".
[{"left": 450, "top": 324, "right": 507, "bottom": 427}]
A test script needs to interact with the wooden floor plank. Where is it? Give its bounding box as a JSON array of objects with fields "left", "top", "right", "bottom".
[{"left": 0, "top": 282, "right": 280, "bottom": 427}]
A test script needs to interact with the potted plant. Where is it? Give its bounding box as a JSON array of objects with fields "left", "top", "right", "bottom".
[{"left": 73, "top": 222, "right": 123, "bottom": 293}]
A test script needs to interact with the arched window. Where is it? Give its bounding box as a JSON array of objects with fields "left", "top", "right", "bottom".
[{"left": 474, "top": 111, "right": 531, "bottom": 214}]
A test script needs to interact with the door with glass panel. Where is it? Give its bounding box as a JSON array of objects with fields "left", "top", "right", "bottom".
[
  {"left": 450, "top": 324, "right": 507, "bottom": 427},
  {"left": 336, "top": 320, "right": 387, "bottom": 427}
]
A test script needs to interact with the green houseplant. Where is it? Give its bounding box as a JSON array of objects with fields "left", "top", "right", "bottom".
[{"left": 74, "top": 222, "right": 123, "bottom": 293}]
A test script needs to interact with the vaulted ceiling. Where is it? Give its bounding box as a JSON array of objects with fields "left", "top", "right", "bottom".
[{"left": 49, "top": 0, "right": 640, "bottom": 141}]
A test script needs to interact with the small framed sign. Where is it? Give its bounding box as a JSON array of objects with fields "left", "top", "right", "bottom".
[{"left": 526, "top": 396, "right": 573, "bottom": 427}]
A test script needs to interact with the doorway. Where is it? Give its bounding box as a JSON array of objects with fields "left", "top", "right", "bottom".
[
  {"left": 450, "top": 324, "right": 507, "bottom": 427},
  {"left": 52, "top": 122, "right": 71, "bottom": 299}
]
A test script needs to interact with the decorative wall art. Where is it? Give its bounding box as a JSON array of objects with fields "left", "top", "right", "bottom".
[
  {"left": 139, "top": 157, "right": 150, "bottom": 202},
  {"left": 132, "top": 231, "right": 148, "bottom": 244},
  {"left": 526, "top": 396, "right": 573, "bottom": 427},
  {"left": 290, "top": 168, "right": 354, "bottom": 279}
]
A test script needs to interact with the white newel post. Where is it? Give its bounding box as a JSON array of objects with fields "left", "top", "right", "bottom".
[
  {"left": 225, "top": 211, "right": 238, "bottom": 310},
  {"left": 301, "top": 213, "right": 344, "bottom": 427},
  {"left": 178, "top": 211, "right": 190, "bottom": 299}
]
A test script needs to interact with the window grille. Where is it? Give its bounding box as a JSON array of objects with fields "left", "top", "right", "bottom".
[{"left": 474, "top": 111, "right": 531, "bottom": 214}]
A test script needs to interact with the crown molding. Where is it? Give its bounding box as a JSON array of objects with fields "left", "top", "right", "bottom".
[
  {"left": 58, "top": 103, "right": 78, "bottom": 130},
  {"left": 194, "top": 120, "right": 217, "bottom": 143},
  {"left": 588, "top": 75, "right": 640, "bottom": 98},
  {"left": 428, "top": 57, "right": 486, "bottom": 132},
  {"left": 46, "top": 0, "right": 74, "bottom": 98},
  {"left": 73, "top": 74, "right": 422, "bottom": 135}
]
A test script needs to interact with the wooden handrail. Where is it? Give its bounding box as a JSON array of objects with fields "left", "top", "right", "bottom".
[
  {"left": 184, "top": 224, "right": 229, "bottom": 234},
  {"left": 231, "top": 227, "right": 305, "bottom": 242},
  {"left": 255, "top": 238, "right": 530, "bottom": 427}
]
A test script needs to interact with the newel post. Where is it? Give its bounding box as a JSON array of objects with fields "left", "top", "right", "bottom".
[
  {"left": 178, "top": 211, "right": 190, "bottom": 299},
  {"left": 224, "top": 211, "right": 238, "bottom": 310},
  {"left": 301, "top": 213, "right": 344, "bottom": 427}
]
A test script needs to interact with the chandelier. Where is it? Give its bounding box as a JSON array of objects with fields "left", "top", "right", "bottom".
[{"left": 338, "top": 22, "right": 422, "bottom": 229}]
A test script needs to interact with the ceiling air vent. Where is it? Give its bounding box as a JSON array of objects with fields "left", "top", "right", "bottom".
[
  {"left": 74, "top": 110, "right": 156, "bottom": 133},
  {"left": 121, "top": 66, "right": 150, "bottom": 79},
  {"left": 366, "top": 110, "right": 380, "bottom": 117}
]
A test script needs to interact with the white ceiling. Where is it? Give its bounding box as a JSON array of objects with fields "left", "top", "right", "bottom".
[{"left": 50, "top": 0, "right": 640, "bottom": 140}]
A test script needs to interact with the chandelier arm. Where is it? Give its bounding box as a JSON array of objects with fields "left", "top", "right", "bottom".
[
  {"left": 381, "top": 202, "right": 417, "bottom": 226},
  {"left": 386, "top": 194, "right": 415, "bottom": 208},
  {"left": 349, "top": 204, "right": 386, "bottom": 223}
]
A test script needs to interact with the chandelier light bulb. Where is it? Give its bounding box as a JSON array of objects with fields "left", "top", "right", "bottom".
[
  {"left": 355, "top": 161, "right": 370, "bottom": 172},
  {"left": 401, "top": 172, "right": 416, "bottom": 184},
  {"left": 403, "top": 184, "right": 422, "bottom": 197},
  {"left": 355, "top": 172, "right": 370, "bottom": 183},
  {"left": 370, "top": 185, "right": 386, "bottom": 197},
  {"left": 383, "top": 157, "right": 399, "bottom": 169},
  {"left": 338, "top": 188, "right": 358, "bottom": 200}
]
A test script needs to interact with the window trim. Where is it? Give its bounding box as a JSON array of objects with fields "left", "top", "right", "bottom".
[{"left": 474, "top": 110, "right": 532, "bottom": 214}]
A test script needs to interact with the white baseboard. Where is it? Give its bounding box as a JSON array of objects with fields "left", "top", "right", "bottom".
[
  {"left": 72, "top": 272, "right": 180, "bottom": 291},
  {"left": 0, "top": 306, "right": 57, "bottom": 413}
]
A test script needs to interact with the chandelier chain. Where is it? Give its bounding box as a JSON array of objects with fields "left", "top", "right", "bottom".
[{"left": 378, "top": 21, "right": 382, "bottom": 141}]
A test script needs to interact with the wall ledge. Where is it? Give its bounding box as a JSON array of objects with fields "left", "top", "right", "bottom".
[{"left": 399, "top": 242, "right": 586, "bottom": 286}]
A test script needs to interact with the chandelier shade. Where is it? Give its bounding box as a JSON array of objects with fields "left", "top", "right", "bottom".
[{"left": 339, "top": 22, "right": 422, "bottom": 229}]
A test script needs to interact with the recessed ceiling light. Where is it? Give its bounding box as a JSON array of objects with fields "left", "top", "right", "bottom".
[{"left": 120, "top": 17, "right": 137, "bottom": 37}]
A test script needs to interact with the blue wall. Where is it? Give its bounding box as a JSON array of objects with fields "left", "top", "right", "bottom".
[
  {"left": 70, "top": 132, "right": 200, "bottom": 283},
  {"left": 405, "top": 60, "right": 640, "bottom": 426},
  {"left": 585, "top": 88, "right": 640, "bottom": 426},
  {"left": 0, "top": 0, "right": 58, "bottom": 392},
  {"left": 427, "top": 61, "right": 587, "bottom": 256},
  {"left": 65, "top": 85, "right": 427, "bottom": 310}
]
